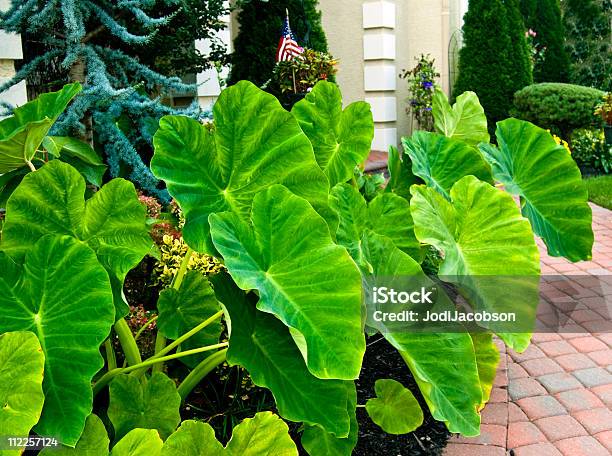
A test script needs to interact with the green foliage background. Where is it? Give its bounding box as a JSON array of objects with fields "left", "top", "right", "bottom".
[
  {"left": 520, "top": 0, "right": 571, "bottom": 82},
  {"left": 454, "top": 0, "right": 532, "bottom": 131},
  {"left": 229, "top": 0, "right": 328, "bottom": 87},
  {"left": 562, "top": 0, "right": 612, "bottom": 91}
]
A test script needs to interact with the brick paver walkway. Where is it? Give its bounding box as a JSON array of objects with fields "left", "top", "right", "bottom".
[{"left": 445, "top": 203, "right": 612, "bottom": 456}]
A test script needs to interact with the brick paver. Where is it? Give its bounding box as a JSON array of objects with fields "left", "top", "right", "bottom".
[{"left": 445, "top": 203, "right": 612, "bottom": 456}]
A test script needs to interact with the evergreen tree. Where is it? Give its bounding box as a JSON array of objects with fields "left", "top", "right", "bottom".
[
  {"left": 0, "top": 1, "right": 220, "bottom": 199},
  {"left": 520, "top": 0, "right": 570, "bottom": 82},
  {"left": 229, "top": 0, "right": 328, "bottom": 87},
  {"left": 123, "top": 0, "right": 230, "bottom": 78},
  {"left": 562, "top": 0, "right": 612, "bottom": 91},
  {"left": 454, "top": 0, "right": 531, "bottom": 130},
  {"left": 505, "top": 0, "right": 533, "bottom": 91}
]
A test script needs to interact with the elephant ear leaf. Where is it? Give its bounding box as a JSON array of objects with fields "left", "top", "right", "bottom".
[
  {"left": 358, "top": 231, "right": 482, "bottom": 436},
  {"left": 151, "top": 80, "right": 330, "bottom": 254},
  {"left": 0, "top": 235, "right": 115, "bottom": 446},
  {"left": 210, "top": 272, "right": 353, "bottom": 438},
  {"left": 0, "top": 331, "right": 45, "bottom": 455},
  {"left": 366, "top": 379, "right": 424, "bottom": 435},
  {"left": 0, "top": 82, "right": 81, "bottom": 173},
  {"left": 40, "top": 414, "right": 109, "bottom": 456},
  {"left": 292, "top": 80, "right": 374, "bottom": 186},
  {"left": 329, "top": 183, "right": 421, "bottom": 264},
  {"left": 42, "top": 136, "right": 107, "bottom": 186},
  {"left": 225, "top": 412, "right": 298, "bottom": 456},
  {"left": 161, "top": 420, "right": 224, "bottom": 456},
  {"left": 402, "top": 131, "right": 492, "bottom": 200},
  {"left": 157, "top": 271, "right": 222, "bottom": 368},
  {"left": 432, "top": 88, "right": 489, "bottom": 146},
  {"left": 300, "top": 383, "right": 358, "bottom": 456},
  {"left": 470, "top": 333, "right": 500, "bottom": 409},
  {"left": 111, "top": 429, "right": 163, "bottom": 456},
  {"left": 162, "top": 413, "right": 298, "bottom": 456},
  {"left": 410, "top": 176, "right": 541, "bottom": 351},
  {"left": 1, "top": 160, "right": 152, "bottom": 318},
  {"left": 479, "top": 118, "right": 593, "bottom": 262},
  {"left": 108, "top": 372, "right": 181, "bottom": 441},
  {"left": 385, "top": 145, "right": 420, "bottom": 200},
  {"left": 209, "top": 185, "right": 365, "bottom": 380}
]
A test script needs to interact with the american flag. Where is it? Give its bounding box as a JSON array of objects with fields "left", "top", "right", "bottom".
[{"left": 276, "top": 14, "right": 304, "bottom": 62}]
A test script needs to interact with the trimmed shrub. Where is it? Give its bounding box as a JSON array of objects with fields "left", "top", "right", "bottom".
[
  {"left": 229, "top": 0, "right": 328, "bottom": 87},
  {"left": 571, "top": 128, "right": 612, "bottom": 175},
  {"left": 454, "top": 0, "right": 532, "bottom": 131},
  {"left": 512, "top": 83, "right": 604, "bottom": 138}
]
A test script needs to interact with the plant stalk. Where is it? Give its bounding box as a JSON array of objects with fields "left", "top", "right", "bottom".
[
  {"left": 177, "top": 348, "right": 228, "bottom": 401},
  {"left": 152, "top": 246, "right": 193, "bottom": 372},
  {"left": 114, "top": 319, "right": 142, "bottom": 366},
  {"left": 104, "top": 338, "right": 117, "bottom": 371},
  {"left": 93, "top": 343, "right": 228, "bottom": 396}
]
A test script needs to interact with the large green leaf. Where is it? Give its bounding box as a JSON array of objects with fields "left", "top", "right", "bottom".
[
  {"left": 410, "top": 176, "right": 540, "bottom": 351},
  {"left": 223, "top": 412, "right": 298, "bottom": 455},
  {"left": 471, "top": 333, "right": 500, "bottom": 409},
  {"left": 0, "top": 83, "right": 81, "bottom": 173},
  {"left": 358, "top": 232, "right": 483, "bottom": 436},
  {"left": 366, "top": 379, "right": 423, "bottom": 435},
  {"left": 0, "top": 331, "right": 45, "bottom": 455},
  {"left": 432, "top": 88, "right": 489, "bottom": 146},
  {"left": 157, "top": 271, "right": 222, "bottom": 368},
  {"left": 0, "top": 235, "right": 115, "bottom": 446},
  {"left": 108, "top": 372, "right": 181, "bottom": 441},
  {"left": 330, "top": 183, "right": 421, "bottom": 265},
  {"left": 300, "top": 383, "right": 358, "bottom": 456},
  {"left": 402, "top": 131, "right": 492, "bottom": 200},
  {"left": 210, "top": 272, "right": 352, "bottom": 437},
  {"left": 0, "top": 167, "right": 28, "bottom": 208},
  {"left": 291, "top": 80, "right": 374, "bottom": 186},
  {"left": 479, "top": 119, "right": 593, "bottom": 262},
  {"left": 151, "top": 81, "right": 330, "bottom": 254},
  {"left": 42, "top": 136, "right": 107, "bottom": 186},
  {"left": 40, "top": 414, "right": 109, "bottom": 456},
  {"left": 111, "top": 429, "right": 163, "bottom": 456},
  {"left": 385, "top": 145, "right": 420, "bottom": 200},
  {"left": 161, "top": 412, "right": 297, "bottom": 456},
  {"left": 1, "top": 160, "right": 152, "bottom": 318},
  {"left": 209, "top": 185, "right": 365, "bottom": 380},
  {"left": 161, "top": 420, "right": 223, "bottom": 456}
]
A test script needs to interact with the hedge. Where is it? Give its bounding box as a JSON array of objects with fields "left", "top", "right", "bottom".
[{"left": 512, "top": 83, "right": 604, "bottom": 137}]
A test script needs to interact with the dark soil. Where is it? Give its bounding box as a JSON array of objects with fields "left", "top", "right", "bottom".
[{"left": 352, "top": 336, "right": 449, "bottom": 456}]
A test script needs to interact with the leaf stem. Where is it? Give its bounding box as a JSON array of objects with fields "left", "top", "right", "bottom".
[
  {"left": 114, "top": 319, "right": 142, "bottom": 366},
  {"left": 93, "top": 343, "right": 228, "bottom": 396},
  {"left": 153, "top": 247, "right": 194, "bottom": 372},
  {"left": 177, "top": 348, "right": 228, "bottom": 401},
  {"left": 104, "top": 338, "right": 117, "bottom": 371},
  {"left": 134, "top": 315, "right": 158, "bottom": 341},
  {"left": 131, "top": 310, "right": 224, "bottom": 378},
  {"left": 26, "top": 160, "right": 36, "bottom": 172}
]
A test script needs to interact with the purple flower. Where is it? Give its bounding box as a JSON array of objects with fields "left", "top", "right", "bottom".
[
  {"left": 424, "top": 107, "right": 432, "bottom": 111},
  {"left": 422, "top": 81, "right": 434, "bottom": 90}
]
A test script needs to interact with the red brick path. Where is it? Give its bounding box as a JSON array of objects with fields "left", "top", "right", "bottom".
[{"left": 445, "top": 204, "right": 612, "bottom": 456}]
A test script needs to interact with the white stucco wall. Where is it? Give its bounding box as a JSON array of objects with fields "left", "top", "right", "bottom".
[{"left": 319, "top": 0, "right": 464, "bottom": 150}]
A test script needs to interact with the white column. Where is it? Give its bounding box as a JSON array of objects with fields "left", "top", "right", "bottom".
[
  {"left": 0, "top": 0, "right": 27, "bottom": 110},
  {"left": 363, "top": 0, "right": 397, "bottom": 151}
]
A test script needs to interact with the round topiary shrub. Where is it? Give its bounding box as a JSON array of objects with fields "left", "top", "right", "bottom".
[{"left": 512, "top": 83, "right": 604, "bottom": 138}]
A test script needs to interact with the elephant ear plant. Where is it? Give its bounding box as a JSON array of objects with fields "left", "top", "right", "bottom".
[
  {"left": 0, "top": 80, "right": 593, "bottom": 454},
  {"left": 0, "top": 83, "right": 107, "bottom": 209}
]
